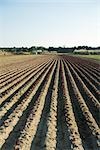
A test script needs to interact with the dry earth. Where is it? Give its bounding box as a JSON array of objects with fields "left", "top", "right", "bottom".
[{"left": 0, "top": 54, "right": 99, "bottom": 150}]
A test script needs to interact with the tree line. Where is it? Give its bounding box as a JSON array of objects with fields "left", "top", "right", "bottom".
[{"left": 0, "top": 46, "right": 100, "bottom": 54}]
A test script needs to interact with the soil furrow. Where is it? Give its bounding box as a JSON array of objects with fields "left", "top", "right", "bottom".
[
  {"left": 13, "top": 61, "right": 57, "bottom": 150},
  {"left": 0, "top": 55, "right": 99, "bottom": 150},
  {"left": 64, "top": 61, "right": 100, "bottom": 149}
]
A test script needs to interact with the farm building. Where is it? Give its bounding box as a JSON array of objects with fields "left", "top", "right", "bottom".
[
  {"left": 32, "top": 50, "right": 43, "bottom": 55},
  {"left": 37, "top": 50, "right": 42, "bottom": 54}
]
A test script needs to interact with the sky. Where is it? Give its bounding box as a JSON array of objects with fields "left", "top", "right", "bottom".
[{"left": 0, "top": 0, "right": 100, "bottom": 47}]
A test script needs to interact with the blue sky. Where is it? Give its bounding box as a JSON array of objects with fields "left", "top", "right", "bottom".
[{"left": 0, "top": 0, "right": 100, "bottom": 47}]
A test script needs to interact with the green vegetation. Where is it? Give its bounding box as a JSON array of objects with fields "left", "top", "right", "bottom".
[
  {"left": 0, "top": 46, "right": 100, "bottom": 55},
  {"left": 73, "top": 54, "right": 100, "bottom": 61}
]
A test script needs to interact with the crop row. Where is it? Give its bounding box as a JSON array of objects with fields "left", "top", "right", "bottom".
[{"left": 0, "top": 55, "right": 99, "bottom": 150}]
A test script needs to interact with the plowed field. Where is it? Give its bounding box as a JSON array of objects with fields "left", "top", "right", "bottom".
[{"left": 0, "top": 55, "right": 99, "bottom": 150}]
